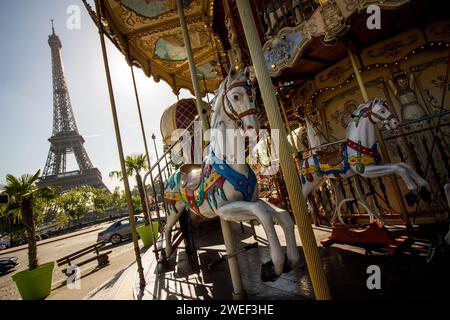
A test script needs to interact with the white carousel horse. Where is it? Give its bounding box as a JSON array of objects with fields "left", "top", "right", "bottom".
[
  {"left": 164, "top": 68, "right": 300, "bottom": 281},
  {"left": 299, "top": 98, "right": 432, "bottom": 223}
]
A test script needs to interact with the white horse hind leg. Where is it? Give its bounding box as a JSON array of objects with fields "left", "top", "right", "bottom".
[
  {"left": 355, "top": 163, "right": 419, "bottom": 207},
  {"left": 261, "top": 200, "right": 300, "bottom": 270},
  {"left": 217, "top": 200, "right": 285, "bottom": 278},
  {"left": 396, "top": 162, "right": 432, "bottom": 201}
]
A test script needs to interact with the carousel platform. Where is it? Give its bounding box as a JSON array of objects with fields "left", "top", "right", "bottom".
[{"left": 133, "top": 219, "right": 449, "bottom": 300}]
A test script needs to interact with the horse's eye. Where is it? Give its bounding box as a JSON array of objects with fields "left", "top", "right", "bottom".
[{"left": 233, "top": 95, "right": 239, "bottom": 101}]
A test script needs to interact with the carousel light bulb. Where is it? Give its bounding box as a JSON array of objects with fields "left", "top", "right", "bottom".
[{"left": 271, "top": 64, "right": 276, "bottom": 69}]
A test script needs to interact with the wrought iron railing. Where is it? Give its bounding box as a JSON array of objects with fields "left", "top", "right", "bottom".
[{"left": 142, "top": 116, "right": 200, "bottom": 258}]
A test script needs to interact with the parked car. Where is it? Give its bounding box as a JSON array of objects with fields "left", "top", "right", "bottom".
[
  {"left": 0, "top": 257, "right": 19, "bottom": 275},
  {"left": 97, "top": 215, "right": 164, "bottom": 245},
  {"left": 17, "top": 235, "right": 42, "bottom": 245},
  {"left": 38, "top": 233, "right": 49, "bottom": 240},
  {"left": 0, "top": 240, "right": 11, "bottom": 250}
]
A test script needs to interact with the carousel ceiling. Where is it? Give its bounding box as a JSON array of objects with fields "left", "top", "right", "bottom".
[{"left": 83, "top": 0, "right": 223, "bottom": 96}]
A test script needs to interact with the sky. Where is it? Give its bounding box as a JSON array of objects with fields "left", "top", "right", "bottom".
[{"left": 0, "top": 0, "right": 195, "bottom": 191}]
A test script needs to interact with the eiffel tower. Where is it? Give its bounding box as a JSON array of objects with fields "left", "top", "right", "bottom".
[{"left": 39, "top": 21, "right": 107, "bottom": 192}]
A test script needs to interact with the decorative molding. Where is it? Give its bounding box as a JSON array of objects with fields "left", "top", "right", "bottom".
[
  {"left": 321, "top": 77, "right": 384, "bottom": 109},
  {"left": 263, "top": 25, "right": 312, "bottom": 77}
]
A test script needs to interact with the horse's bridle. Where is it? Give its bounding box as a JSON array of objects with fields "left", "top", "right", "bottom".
[
  {"left": 355, "top": 99, "right": 396, "bottom": 125},
  {"left": 221, "top": 76, "right": 259, "bottom": 124}
]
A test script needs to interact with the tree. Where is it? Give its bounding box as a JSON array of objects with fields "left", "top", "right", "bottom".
[
  {"left": 1, "top": 171, "right": 55, "bottom": 270},
  {"left": 110, "top": 154, "right": 150, "bottom": 225},
  {"left": 54, "top": 188, "right": 91, "bottom": 226},
  {"left": 110, "top": 187, "right": 126, "bottom": 215}
]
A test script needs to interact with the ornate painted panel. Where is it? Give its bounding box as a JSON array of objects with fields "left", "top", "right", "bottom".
[
  {"left": 361, "top": 29, "right": 426, "bottom": 66},
  {"left": 315, "top": 58, "right": 355, "bottom": 90}
]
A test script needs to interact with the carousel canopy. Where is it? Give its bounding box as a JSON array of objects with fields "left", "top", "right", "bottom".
[
  {"left": 83, "top": 0, "right": 224, "bottom": 96},
  {"left": 212, "top": 0, "right": 450, "bottom": 120}
]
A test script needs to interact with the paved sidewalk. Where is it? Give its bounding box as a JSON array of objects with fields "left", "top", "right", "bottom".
[
  {"left": 83, "top": 262, "right": 136, "bottom": 300},
  {"left": 0, "top": 224, "right": 107, "bottom": 255}
]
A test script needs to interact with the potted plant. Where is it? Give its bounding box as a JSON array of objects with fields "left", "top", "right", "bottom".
[
  {"left": 110, "top": 154, "right": 159, "bottom": 247},
  {"left": 1, "top": 170, "right": 56, "bottom": 300}
]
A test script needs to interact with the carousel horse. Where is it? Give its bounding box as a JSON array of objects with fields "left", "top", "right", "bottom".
[
  {"left": 164, "top": 68, "right": 300, "bottom": 281},
  {"left": 299, "top": 98, "right": 432, "bottom": 223}
]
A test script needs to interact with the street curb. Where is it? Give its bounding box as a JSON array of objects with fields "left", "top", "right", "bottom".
[{"left": 0, "top": 225, "right": 106, "bottom": 255}]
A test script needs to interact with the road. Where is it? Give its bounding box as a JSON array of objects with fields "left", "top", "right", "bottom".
[{"left": 0, "top": 222, "right": 141, "bottom": 300}]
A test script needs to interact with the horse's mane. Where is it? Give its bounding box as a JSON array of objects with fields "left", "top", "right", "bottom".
[
  {"left": 351, "top": 98, "right": 386, "bottom": 117},
  {"left": 352, "top": 100, "right": 372, "bottom": 115},
  {"left": 211, "top": 72, "right": 251, "bottom": 126}
]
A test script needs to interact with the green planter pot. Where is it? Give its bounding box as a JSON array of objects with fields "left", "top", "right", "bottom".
[
  {"left": 12, "top": 261, "right": 55, "bottom": 300},
  {"left": 137, "top": 222, "right": 159, "bottom": 247}
]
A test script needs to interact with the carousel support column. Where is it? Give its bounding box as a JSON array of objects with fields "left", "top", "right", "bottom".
[
  {"left": 347, "top": 48, "right": 411, "bottom": 228},
  {"left": 236, "top": 0, "right": 331, "bottom": 300},
  {"left": 94, "top": 0, "right": 145, "bottom": 287},
  {"left": 130, "top": 65, "right": 161, "bottom": 259},
  {"left": 176, "top": 0, "right": 209, "bottom": 133},
  {"left": 221, "top": 219, "right": 247, "bottom": 300}
]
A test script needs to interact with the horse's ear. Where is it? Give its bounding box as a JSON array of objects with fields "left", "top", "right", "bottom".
[{"left": 244, "top": 66, "right": 256, "bottom": 82}]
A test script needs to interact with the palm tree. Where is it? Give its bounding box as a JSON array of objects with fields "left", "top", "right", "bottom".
[
  {"left": 1, "top": 171, "right": 55, "bottom": 270},
  {"left": 110, "top": 154, "right": 150, "bottom": 225}
]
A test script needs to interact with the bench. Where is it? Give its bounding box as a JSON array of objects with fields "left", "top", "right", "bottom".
[{"left": 56, "top": 241, "right": 112, "bottom": 274}]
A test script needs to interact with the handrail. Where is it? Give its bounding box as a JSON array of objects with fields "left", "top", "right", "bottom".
[{"left": 143, "top": 115, "right": 199, "bottom": 185}]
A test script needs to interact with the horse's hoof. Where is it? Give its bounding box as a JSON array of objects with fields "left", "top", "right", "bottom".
[
  {"left": 283, "top": 255, "right": 291, "bottom": 273},
  {"left": 419, "top": 187, "right": 432, "bottom": 202},
  {"left": 260, "top": 260, "right": 278, "bottom": 282},
  {"left": 405, "top": 192, "right": 418, "bottom": 207}
]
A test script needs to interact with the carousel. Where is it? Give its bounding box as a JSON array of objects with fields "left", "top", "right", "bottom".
[{"left": 83, "top": 0, "right": 450, "bottom": 300}]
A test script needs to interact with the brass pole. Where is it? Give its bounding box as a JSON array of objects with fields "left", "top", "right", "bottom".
[
  {"left": 94, "top": 0, "right": 146, "bottom": 287},
  {"left": 236, "top": 0, "right": 331, "bottom": 300},
  {"left": 347, "top": 48, "right": 411, "bottom": 227},
  {"left": 176, "top": 0, "right": 209, "bottom": 133},
  {"left": 130, "top": 65, "right": 161, "bottom": 257}
]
